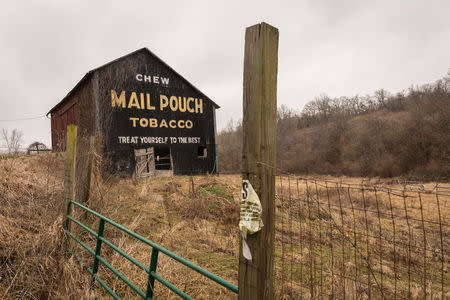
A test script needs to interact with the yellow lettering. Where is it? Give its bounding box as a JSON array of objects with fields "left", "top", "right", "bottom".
[
  {"left": 129, "top": 117, "right": 139, "bottom": 127},
  {"left": 128, "top": 92, "right": 140, "bottom": 109},
  {"left": 128, "top": 117, "right": 193, "bottom": 128},
  {"left": 187, "top": 97, "right": 195, "bottom": 113},
  {"left": 160, "top": 95, "right": 169, "bottom": 111},
  {"left": 140, "top": 93, "right": 145, "bottom": 109},
  {"left": 111, "top": 90, "right": 126, "bottom": 108},
  {"left": 149, "top": 118, "right": 158, "bottom": 128},
  {"left": 178, "top": 97, "right": 187, "bottom": 112},
  {"left": 195, "top": 98, "right": 203, "bottom": 113},
  {"left": 113, "top": 91, "right": 203, "bottom": 113},
  {"left": 139, "top": 118, "right": 149, "bottom": 127},
  {"left": 169, "top": 96, "right": 178, "bottom": 111},
  {"left": 146, "top": 93, "right": 155, "bottom": 110},
  {"left": 160, "top": 119, "right": 168, "bottom": 128}
]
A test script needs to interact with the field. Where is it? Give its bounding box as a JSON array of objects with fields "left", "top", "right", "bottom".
[
  {"left": 274, "top": 176, "right": 449, "bottom": 299},
  {"left": 0, "top": 154, "right": 449, "bottom": 299},
  {"left": 0, "top": 154, "right": 241, "bottom": 299}
]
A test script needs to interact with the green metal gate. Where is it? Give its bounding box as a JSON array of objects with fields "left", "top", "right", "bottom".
[{"left": 64, "top": 200, "right": 238, "bottom": 299}]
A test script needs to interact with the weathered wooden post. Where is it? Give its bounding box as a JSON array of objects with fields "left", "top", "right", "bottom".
[
  {"left": 63, "top": 125, "right": 77, "bottom": 235},
  {"left": 82, "top": 135, "right": 96, "bottom": 204},
  {"left": 239, "top": 22, "right": 279, "bottom": 299}
]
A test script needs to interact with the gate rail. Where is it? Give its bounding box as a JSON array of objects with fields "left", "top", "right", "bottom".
[{"left": 64, "top": 200, "right": 238, "bottom": 299}]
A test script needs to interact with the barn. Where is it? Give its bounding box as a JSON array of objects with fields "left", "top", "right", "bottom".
[{"left": 47, "top": 48, "right": 219, "bottom": 178}]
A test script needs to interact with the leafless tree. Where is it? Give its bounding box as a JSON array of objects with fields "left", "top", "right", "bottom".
[{"left": 1, "top": 129, "right": 24, "bottom": 154}]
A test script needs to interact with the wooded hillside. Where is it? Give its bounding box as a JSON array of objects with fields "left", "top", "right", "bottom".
[{"left": 218, "top": 71, "right": 450, "bottom": 179}]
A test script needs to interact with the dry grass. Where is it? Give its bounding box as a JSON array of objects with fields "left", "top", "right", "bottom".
[
  {"left": 0, "top": 154, "right": 93, "bottom": 299},
  {"left": 2, "top": 153, "right": 448, "bottom": 299},
  {"left": 274, "top": 176, "right": 450, "bottom": 299},
  {"left": 68, "top": 172, "right": 241, "bottom": 299}
]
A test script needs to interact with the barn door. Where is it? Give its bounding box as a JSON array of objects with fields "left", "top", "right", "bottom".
[{"left": 134, "top": 147, "right": 155, "bottom": 178}]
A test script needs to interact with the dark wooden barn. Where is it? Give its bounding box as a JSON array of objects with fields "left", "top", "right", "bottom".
[{"left": 47, "top": 48, "right": 219, "bottom": 178}]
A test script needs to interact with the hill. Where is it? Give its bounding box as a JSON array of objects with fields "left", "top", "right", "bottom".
[{"left": 218, "top": 71, "right": 450, "bottom": 179}]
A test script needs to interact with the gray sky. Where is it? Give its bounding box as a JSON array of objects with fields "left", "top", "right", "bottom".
[{"left": 0, "top": 0, "right": 449, "bottom": 148}]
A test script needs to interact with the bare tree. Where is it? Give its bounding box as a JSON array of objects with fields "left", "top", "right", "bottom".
[
  {"left": 374, "top": 89, "right": 389, "bottom": 109},
  {"left": 1, "top": 129, "right": 24, "bottom": 154}
]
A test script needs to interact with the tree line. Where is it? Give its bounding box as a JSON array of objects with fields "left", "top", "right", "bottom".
[{"left": 218, "top": 70, "right": 450, "bottom": 179}]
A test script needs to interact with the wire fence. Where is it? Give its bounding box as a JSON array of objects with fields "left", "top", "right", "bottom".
[
  {"left": 0, "top": 146, "right": 51, "bottom": 155},
  {"left": 274, "top": 175, "right": 449, "bottom": 299}
]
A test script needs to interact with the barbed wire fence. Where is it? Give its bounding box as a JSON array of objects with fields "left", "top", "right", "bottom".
[{"left": 273, "top": 171, "right": 449, "bottom": 299}]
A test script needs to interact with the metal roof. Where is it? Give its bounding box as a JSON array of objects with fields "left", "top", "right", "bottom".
[{"left": 47, "top": 48, "right": 220, "bottom": 115}]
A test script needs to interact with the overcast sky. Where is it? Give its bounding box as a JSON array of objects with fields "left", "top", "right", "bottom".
[{"left": 0, "top": 0, "right": 449, "bottom": 148}]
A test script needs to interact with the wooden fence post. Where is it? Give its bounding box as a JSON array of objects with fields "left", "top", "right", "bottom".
[
  {"left": 82, "top": 135, "right": 96, "bottom": 204},
  {"left": 63, "top": 125, "right": 77, "bottom": 235},
  {"left": 239, "top": 22, "right": 279, "bottom": 299}
]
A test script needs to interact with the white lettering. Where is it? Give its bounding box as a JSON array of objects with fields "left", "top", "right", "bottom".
[
  {"left": 120, "top": 136, "right": 200, "bottom": 144},
  {"left": 135, "top": 74, "right": 170, "bottom": 86},
  {"left": 118, "top": 136, "right": 139, "bottom": 144}
]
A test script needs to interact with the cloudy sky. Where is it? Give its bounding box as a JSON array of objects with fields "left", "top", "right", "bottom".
[{"left": 0, "top": 0, "right": 449, "bottom": 148}]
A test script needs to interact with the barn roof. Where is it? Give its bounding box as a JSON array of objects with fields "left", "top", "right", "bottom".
[{"left": 47, "top": 48, "right": 220, "bottom": 115}]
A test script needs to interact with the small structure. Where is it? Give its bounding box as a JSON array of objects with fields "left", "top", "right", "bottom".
[
  {"left": 47, "top": 48, "right": 219, "bottom": 177},
  {"left": 27, "top": 142, "right": 50, "bottom": 155}
]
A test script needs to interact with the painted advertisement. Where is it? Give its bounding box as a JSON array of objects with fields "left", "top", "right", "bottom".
[{"left": 95, "top": 49, "right": 218, "bottom": 175}]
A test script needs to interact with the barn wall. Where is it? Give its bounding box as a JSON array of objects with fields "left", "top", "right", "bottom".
[
  {"left": 95, "top": 50, "right": 217, "bottom": 175},
  {"left": 50, "top": 78, "right": 95, "bottom": 203},
  {"left": 50, "top": 48, "right": 218, "bottom": 182},
  {"left": 50, "top": 96, "right": 78, "bottom": 151}
]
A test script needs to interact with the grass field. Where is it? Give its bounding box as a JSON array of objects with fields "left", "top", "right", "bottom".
[
  {"left": 1, "top": 154, "right": 448, "bottom": 299},
  {"left": 273, "top": 176, "right": 449, "bottom": 299}
]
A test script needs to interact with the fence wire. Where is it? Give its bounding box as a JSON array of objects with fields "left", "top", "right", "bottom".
[{"left": 274, "top": 175, "right": 449, "bottom": 299}]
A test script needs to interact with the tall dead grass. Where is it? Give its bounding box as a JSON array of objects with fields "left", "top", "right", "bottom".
[
  {"left": 0, "top": 154, "right": 92, "bottom": 299},
  {"left": 4, "top": 153, "right": 447, "bottom": 299},
  {"left": 67, "top": 172, "right": 240, "bottom": 299}
]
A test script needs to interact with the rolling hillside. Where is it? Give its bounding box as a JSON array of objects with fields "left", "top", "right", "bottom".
[{"left": 219, "top": 72, "right": 450, "bottom": 179}]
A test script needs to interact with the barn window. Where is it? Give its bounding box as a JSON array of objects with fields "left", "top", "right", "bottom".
[
  {"left": 155, "top": 147, "right": 172, "bottom": 170},
  {"left": 197, "top": 146, "right": 207, "bottom": 158}
]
